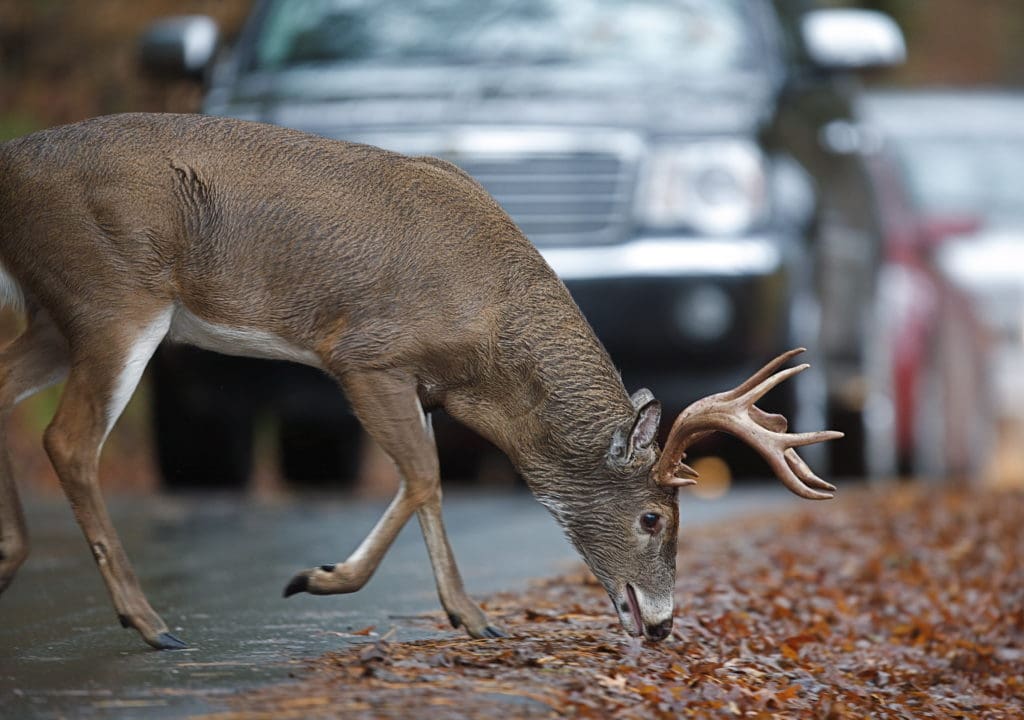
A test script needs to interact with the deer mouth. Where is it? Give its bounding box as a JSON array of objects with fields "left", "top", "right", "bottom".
[{"left": 625, "top": 583, "right": 644, "bottom": 635}]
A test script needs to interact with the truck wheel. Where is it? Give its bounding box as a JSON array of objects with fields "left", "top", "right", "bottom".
[
  {"left": 150, "top": 346, "right": 255, "bottom": 490},
  {"left": 152, "top": 383, "right": 254, "bottom": 489},
  {"left": 278, "top": 417, "right": 361, "bottom": 487}
]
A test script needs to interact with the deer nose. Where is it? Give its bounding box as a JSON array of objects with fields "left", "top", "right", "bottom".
[{"left": 645, "top": 617, "right": 673, "bottom": 641}]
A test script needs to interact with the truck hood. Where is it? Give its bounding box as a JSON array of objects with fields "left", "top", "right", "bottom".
[{"left": 210, "top": 65, "right": 774, "bottom": 137}]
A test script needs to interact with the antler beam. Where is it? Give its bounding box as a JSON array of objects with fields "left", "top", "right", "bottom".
[{"left": 654, "top": 348, "right": 842, "bottom": 499}]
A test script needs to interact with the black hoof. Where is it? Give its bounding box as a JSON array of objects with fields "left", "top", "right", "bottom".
[
  {"left": 283, "top": 572, "right": 310, "bottom": 598},
  {"left": 155, "top": 632, "right": 188, "bottom": 650},
  {"left": 483, "top": 625, "right": 508, "bottom": 639}
]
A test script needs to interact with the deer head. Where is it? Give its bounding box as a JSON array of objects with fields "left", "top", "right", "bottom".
[
  {"left": 532, "top": 386, "right": 679, "bottom": 641},
  {"left": 535, "top": 348, "right": 840, "bottom": 643}
]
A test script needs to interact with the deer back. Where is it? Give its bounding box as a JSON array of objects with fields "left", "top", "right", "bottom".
[{"left": 0, "top": 113, "right": 634, "bottom": 469}]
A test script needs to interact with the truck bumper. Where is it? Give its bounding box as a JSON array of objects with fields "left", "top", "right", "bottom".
[{"left": 541, "top": 235, "right": 793, "bottom": 411}]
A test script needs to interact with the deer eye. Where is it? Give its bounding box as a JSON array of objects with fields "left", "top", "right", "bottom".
[{"left": 640, "top": 512, "right": 663, "bottom": 534}]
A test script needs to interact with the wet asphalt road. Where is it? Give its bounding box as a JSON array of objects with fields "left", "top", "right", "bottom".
[{"left": 1, "top": 487, "right": 796, "bottom": 719}]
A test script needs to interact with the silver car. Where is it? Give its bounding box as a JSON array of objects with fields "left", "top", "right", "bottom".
[{"left": 863, "top": 90, "right": 1024, "bottom": 419}]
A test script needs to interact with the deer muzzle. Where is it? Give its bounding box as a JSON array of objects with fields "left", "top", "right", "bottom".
[{"left": 617, "top": 583, "right": 673, "bottom": 642}]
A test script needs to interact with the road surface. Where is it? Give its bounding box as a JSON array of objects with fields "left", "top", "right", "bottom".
[{"left": 1, "top": 487, "right": 797, "bottom": 718}]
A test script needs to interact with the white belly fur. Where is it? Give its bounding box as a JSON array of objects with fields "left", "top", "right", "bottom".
[
  {"left": 0, "top": 268, "right": 320, "bottom": 370},
  {"left": 167, "top": 306, "right": 324, "bottom": 369}
]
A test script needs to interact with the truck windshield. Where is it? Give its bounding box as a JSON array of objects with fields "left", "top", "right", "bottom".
[{"left": 254, "top": 0, "right": 755, "bottom": 75}]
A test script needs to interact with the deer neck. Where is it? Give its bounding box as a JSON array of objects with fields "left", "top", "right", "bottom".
[{"left": 445, "top": 300, "right": 635, "bottom": 498}]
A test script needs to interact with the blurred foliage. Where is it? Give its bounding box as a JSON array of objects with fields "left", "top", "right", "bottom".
[
  {"left": 829, "top": 0, "right": 1024, "bottom": 86},
  {"left": 0, "top": 112, "right": 37, "bottom": 142},
  {"left": 0, "top": 0, "right": 250, "bottom": 132}
]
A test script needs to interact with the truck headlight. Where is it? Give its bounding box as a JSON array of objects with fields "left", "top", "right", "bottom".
[{"left": 635, "top": 140, "right": 767, "bottom": 235}]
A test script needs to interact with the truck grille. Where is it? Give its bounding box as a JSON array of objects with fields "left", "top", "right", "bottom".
[{"left": 449, "top": 153, "right": 636, "bottom": 246}]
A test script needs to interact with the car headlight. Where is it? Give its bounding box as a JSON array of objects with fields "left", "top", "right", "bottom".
[{"left": 635, "top": 140, "right": 768, "bottom": 235}]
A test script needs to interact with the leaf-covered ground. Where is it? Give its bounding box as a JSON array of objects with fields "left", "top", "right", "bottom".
[{"left": 213, "top": 485, "right": 1023, "bottom": 719}]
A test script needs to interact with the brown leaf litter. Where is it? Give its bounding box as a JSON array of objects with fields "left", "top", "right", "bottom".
[{"left": 205, "top": 485, "right": 1023, "bottom": 719}]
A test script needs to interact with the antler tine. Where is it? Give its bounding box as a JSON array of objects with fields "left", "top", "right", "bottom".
[
  {"left": 786, "top": 429, "right": 845, "bottom": 448},
  {"left": 750, "top": 405, "right": 788, "bottom": 433},
  {"left": 784, "top": 448, "right": 836, "bottom": 492},
  {"left": 726, "top": 347, "right": 805, "bottom": 400},
  {"left": 746, "top": 363, "right": 809, "bottom": 406},
  {"left": 654, "top": 348, "right": 841, "bottom": 500},
  {"left": 768, "top": 450, "right": 835, "bottom": 500}
]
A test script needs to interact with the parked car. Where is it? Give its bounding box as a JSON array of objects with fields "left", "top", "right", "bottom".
[
  {"left": 857, "top": 134, "right": 991, "bottom": 480},
  {"left": 140, "top": 0, "right": 904, "bottom": 488},
  {"left": 862, "top": 90, "right": 1024, "bottom": 436}
]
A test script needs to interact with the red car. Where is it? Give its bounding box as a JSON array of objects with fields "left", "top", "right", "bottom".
[{"left": 862, "top": 144, "right": 991, "bottom": 479}]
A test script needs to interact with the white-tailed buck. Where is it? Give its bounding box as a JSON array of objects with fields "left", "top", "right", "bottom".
[{"left": 0, "top": 114, "right": 840, "bottom": 649}]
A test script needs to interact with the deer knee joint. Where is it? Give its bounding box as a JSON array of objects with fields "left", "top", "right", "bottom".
[
  {"left": 43, "top": 424, "right": 97, "bottom": 487},
  {"left": 42, "top": 424, "right": 74, "bottom": 470}
]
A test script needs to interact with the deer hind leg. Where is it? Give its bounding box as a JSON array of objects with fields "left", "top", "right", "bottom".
[
  {"left": 0, "top": 312, "right": 69, "bottom": 593},
  {"left": 283, "top": 368, "right": 504, "bottom": 638},
  {"left": 43, "top": 307, "right": 185, "bottom": 650}
]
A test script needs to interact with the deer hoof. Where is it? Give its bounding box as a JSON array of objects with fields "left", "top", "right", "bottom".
[
  {"left": 152, "top": 632, "right": 188, "bottom": 650},
  {"left": 283, "top": 572, "right": 309, "bottom": 597},
  {"left": 463, "top": 621, "right": 507, "bottom": 639}
]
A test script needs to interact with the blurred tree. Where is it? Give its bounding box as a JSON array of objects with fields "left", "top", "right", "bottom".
[
  {"left": 0, "top": 0, "right": 250, "bottom": 137},
  {"left": 824, "top": 0, "right": 1024, "bottom": 86}
]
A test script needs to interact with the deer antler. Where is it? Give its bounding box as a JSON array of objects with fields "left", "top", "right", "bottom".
[{"left": 653, "top": 348, "right": 842, "bottom": 500}]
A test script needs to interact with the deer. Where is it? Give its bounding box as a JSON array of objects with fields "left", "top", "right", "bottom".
[{"left": 0, "top": 113, "right": 841, "bottom": 650}]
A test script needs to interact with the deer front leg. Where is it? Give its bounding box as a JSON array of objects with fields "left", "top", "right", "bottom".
[
  {"left": 413, "top": 413, "right": 505, "bottom": 637},
  {"left": 284, "top": 369, "right": 503, "bottom": 638},
  {"left": 417, "top": 492, "right": 507, "bottom": 638},
  {"left": 44, "top": 309, "right": 185, "bottom": 650}
]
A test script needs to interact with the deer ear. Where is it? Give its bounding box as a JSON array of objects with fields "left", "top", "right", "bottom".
[
  {"left": 609, "top": 390, "right": 662, "bottom": 463},
  {"left": 630, "top": 392, "right": 661, "bottom": 450}
]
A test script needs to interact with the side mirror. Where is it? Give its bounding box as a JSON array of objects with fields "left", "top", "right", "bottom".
[
  {"left": 140, "top": 15, "right": 220, "bottom": 81},
  {"left": 801, "top": 9, "right": 906, "bottom": 71}
]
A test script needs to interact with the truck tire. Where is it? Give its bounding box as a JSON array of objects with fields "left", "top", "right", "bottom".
[{"left": 151, "top": 346, "right": 255, "bottom": 489}]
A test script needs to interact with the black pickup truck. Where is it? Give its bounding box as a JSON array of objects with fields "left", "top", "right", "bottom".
[{"left": 141, "top": 0, "right": 904, "bottom": 487}]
